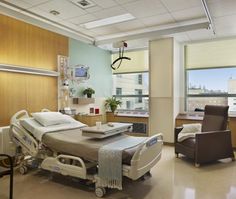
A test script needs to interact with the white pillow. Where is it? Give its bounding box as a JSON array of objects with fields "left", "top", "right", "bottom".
[
  {"left": 181, "top": 123, "right": 202, "bottom": 134},
  {"left": 31, "top": 112, "right": 71, "bottom": 127}
]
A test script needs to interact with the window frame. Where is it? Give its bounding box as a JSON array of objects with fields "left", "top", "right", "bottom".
[
  {"left": 185, "top": 66, "right": 236, "bottom": 112},
  {"left": 112, "top": 71, "right": 149, "bottom": 111}
]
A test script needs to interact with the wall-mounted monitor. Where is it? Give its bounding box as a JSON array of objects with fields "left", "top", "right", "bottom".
[{"left": 73, "top": 65, "right": 90, "bottom": 81}]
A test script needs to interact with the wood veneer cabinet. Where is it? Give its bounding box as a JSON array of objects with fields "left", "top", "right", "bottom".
[{"left": 75, "top": 114, "right": 103, "bottom": 127}]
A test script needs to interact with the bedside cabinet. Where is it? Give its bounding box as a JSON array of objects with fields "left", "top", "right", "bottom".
[{"left": 75, "top": 114, "right": 103, "bottom": 126}]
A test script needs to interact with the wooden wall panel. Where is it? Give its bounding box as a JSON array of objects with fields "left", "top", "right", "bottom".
[
  {"left": 0, "top": 14, "right": 68, "bottom": 126},
  {"left": 0, "top": 72, "right": 58, "bottom": 126},
  {"left": 0, "top": 14, "right": 68, "bottom": 71}
]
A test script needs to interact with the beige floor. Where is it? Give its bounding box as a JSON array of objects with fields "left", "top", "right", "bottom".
[{"left": 1, "top": 146, "right": 236, "bottom": 199}]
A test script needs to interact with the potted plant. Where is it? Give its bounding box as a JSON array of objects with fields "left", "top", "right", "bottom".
[
  {"left": 105, "top": 97, "right": 122, "bottom": 113},
  {"left": 83, "top": 87, "right": 95, "bottom": 98}
]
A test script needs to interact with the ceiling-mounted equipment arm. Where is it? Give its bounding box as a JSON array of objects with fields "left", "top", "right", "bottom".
[
  {"left": 111, "top": 56, "right": 131, "bottom": 70},
  {"left": 111, "top": 41, "right": 131, "bottom": 70}
]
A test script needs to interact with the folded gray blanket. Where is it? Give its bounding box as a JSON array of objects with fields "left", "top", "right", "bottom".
[{"left": 98, "top": 136, "right": 146, "bottom": 190}]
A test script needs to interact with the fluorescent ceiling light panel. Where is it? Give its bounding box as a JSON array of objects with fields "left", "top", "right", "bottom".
[{"left": 81, "top": 13, "right": 135, "bottom": 29}]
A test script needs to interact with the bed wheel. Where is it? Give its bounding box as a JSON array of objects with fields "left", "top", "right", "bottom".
[
  {"left": 95, "top": 187, "right": 106, "bottom": 198},
  {"left": 140, "top": 171, "right": 152, "bottom": 181},
  {"left": 19, "top": 166, "right": 28, "bottom": 175}
]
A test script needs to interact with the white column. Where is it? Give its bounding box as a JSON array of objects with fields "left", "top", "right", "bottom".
[{"left": 149, "top": 38, "right": 183, "bottom": 143}]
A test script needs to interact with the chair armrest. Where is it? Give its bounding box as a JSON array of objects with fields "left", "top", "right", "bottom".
[
  {"left": 195, "top": 130, "right": 234, "bottom": 164},
  {"left": 174, "top": 127, "right": 183, "bottom": 143}
]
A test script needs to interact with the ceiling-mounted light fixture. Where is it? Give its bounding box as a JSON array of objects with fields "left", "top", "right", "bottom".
[
  {"left": 81, "top": 13, "right": 135, "bottom": 29},
  {"left": 111, "top": 41, "right": 131, "bottom": 70}
]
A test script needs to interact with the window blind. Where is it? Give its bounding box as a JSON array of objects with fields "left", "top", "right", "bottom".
[
  {"left": 185, "top": 39, "right": 236, "bottom": 69},
  {"left": 112, "top": 50, "right": 148, "bottom": 73}
]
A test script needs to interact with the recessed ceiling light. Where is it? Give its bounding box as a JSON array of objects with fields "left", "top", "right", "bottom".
[
  {"left": 80, "top": 13, "right": 135, "bottom": 29},
  {"left": 50, "top": 10, "right": 60, "bottom": 16}
]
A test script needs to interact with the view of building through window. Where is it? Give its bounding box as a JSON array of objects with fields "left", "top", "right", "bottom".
[
  {"left": 187, "top": 67, "right": 236, "bottom": 112},
  {"left": 112, "top": 72, "right": 149, "bottom": 111}
]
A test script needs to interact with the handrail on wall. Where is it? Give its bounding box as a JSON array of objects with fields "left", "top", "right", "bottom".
[{"left": 0, "top": 63, "right": 59, "bottom": 77}]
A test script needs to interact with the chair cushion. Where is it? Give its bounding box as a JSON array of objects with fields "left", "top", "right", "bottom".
[{"left": 179, "top": 138, "right": 196, "bottom": 148}]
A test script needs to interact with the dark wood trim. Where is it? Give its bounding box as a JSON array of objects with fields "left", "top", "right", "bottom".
[{"left": 163, "top": 142, "right": 174, "bottom": 146}]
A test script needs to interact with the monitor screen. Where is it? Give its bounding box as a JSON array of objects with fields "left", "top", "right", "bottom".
[{"left": 75, "top": 67, "right": 87, "bottom": 77}]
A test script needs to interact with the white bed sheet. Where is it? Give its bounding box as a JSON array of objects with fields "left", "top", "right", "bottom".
[{"left": 20, "top": 117, "right": 87, "bottom": 141}]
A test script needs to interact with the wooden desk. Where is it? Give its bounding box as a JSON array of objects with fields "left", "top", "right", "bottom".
[
  {"left": 175, "top": 113, "right": 236, "bottom": 148},
  {"left": 75, "top": 114, "right": 103, "bottom": 127}
]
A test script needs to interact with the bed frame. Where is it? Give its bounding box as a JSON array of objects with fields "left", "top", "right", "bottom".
[{"left": 10, "top": 110, "right": 163, "bottom": 198}]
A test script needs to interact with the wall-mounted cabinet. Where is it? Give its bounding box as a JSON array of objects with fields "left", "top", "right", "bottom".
[{"left": 73, "top": 98, "right": 95, "bottom": 105}]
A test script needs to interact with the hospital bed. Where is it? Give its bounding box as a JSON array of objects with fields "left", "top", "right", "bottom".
[{"left": 10, "top": 110, "right": 163, "bottom": 197}]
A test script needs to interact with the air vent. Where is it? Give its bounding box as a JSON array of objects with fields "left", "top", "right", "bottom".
[
  {"left": 49, "top": 10, "right": 60, "bottom": 16},
  {"left": 70, "top": 0, "right": 96, "bottom": 9}
]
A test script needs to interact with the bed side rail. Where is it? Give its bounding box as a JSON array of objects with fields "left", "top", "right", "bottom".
[
  {"left": 10, "top": 123, "right": 39, "bottom": 157},
  {"left": 125, "top": 133, "right": 163, "bottom": 180},
  {"left": 10, "top": 110, "right": 29, "bottom": 124},
  {"left": 41, "top": 154, "right": 89, "bottom": 180}
]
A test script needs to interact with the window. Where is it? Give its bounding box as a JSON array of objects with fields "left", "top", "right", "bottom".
[
  {"left": 116, "top": 88, "right": 122, "bottom": 95},
  {"left": 137, "top": 74, "right": 142, "bottom": 84},
  {"left": 135, "top": 89, "right": 142, "bottom": 103},
  {"left": 186, "top": 67, "right": 236, "bottom": 112},
  {"left": 112, "top": 72, "right": 149, "bottom": 111}
]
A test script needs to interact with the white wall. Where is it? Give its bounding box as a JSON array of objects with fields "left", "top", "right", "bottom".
[{"left": 149, "top": 38, "right": 183, "bottom": 143}]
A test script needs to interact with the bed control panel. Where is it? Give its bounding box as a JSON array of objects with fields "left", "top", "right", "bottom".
[{"left": 146, "top": 137, "right": 158, "bottom": 147}]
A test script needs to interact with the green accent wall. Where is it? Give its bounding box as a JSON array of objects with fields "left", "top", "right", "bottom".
[{"left": 69, "top": 38, "right": 112, "bottom": 98}]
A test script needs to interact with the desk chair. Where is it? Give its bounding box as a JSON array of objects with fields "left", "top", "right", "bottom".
[
  {"left": 175, "top": 105, "right": 235, "bottom": 167},
  {"left": 0, "top": 154, "right": 14, "bottom": 199}
]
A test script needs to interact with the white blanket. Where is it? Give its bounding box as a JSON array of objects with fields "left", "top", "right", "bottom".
[
  {"left": 20, "top": 117, "right": 87, "bottom": 141},
  {"left": 178, "top": 123, "right": 202, "bottom": 142},
  {"left": 97, "top": 136, "right": 147, "bottom": 190}
]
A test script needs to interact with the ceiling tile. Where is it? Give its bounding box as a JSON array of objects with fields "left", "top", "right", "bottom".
[
  {"left": 91, "top": 26, "right": 120, "bottom": 35},
  {"left": 29, "top": 7, "right": 63, "bottom": 22},
  {"left": 140, "top": 13, "right": 175, "bottom": 27},
  {"left": 208, "top": 0, "right": 236, "bottom": 18},
  {"left": 84, "top": 5, "right": 103, "bottom": 13},
  {"left": 114, "top": 19, "right": 146, "bottom": 32},
  {"left": 67, "top": 14, "right": 96, "bottom": 25},
  {"left": 115, "top": 0, "right": 139, "bottom": 5},
  {"left": 92, "top": 0, "right": 118, "bottom": 8},
  {"left": 7, "top": 0, "right": 32, "bottom": 9},
  {"left": 160, "top": 0, "right": 202, "bottom": 12},
  {"left": 92, "top": 6, "right": 126, "bottom": 19},
  {"left": 171, "top": 6, "right": 206, "bottom": 22},
  {"left": 33, "top": 0, "right": 87, "bottom": 20},
  {"left": 21, "top": 0, "right": 51, "bottom": 6},
  {"left": 124, "top": 0, "right": 168, "bottom": 18}
]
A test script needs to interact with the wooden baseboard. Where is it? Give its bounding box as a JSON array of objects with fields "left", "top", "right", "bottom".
[{"left": 163, "top": 142, "right": 174, "bottom": 146}]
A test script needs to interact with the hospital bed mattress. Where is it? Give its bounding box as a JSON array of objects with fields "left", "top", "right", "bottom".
[{"left": 42, "top": 129, "right": 142, "bottom": 164}]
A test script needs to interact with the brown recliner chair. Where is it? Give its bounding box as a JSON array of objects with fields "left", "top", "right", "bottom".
[{"left": 175, "top": 105, "right": 235, "bottom": 167}]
